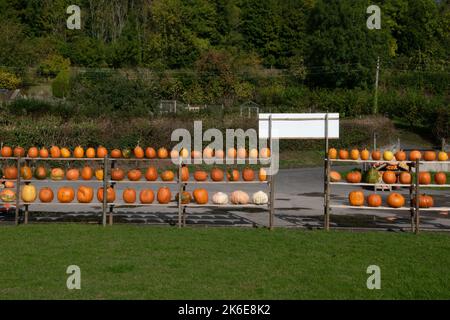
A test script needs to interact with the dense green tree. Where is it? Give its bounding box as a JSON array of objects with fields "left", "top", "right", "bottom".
[
  {"left": 383, "top": 0, "right": 449, "bottom": 69},
  {"left": 306, "top": 0, "right": 393, "bottom": 88}
]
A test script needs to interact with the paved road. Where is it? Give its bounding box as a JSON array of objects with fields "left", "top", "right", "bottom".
[{"left": 2, "top": 166, "right": 449, "bottom": 230}]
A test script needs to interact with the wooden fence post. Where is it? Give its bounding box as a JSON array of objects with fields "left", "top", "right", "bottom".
[
  {"left": 15, "top": 156, "right": 21, "bottom": 225},
  {"left": 102, "top": 156, "right": 108, "bottom": 227}
]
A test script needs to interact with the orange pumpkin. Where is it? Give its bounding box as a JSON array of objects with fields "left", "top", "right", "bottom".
[
  {"left": 214, "top": 149, "right": 225, "bottom": 159},
  {"left": 382, "top": 171, "right": 397, "bottom": 184},
  {"left": 227, "top": 169, "right": 240, "bottom": 181},
  {"left": 170, "top": 149, "right": 179, "bottom": 160},
  {"left": 95, "top": 168, "right": 104, "bottom": 181},
  {"left": 413, "top": 194, "right": 434, "bottom": 208},
  {"left": 193, "top": 188, "right": 209, "bottom": 205},
  {"left": 13, "top": 146, "right": 25, "bottom": 157},
  {"left": 123, "top": 188, "right": 136, "bottom": 204},
  {"left": 181, "top": 166, "right": 190, "bottom": 182},
  {"left": 346, "top": 171, "right": 362, "bottom": 183},
  {"left": 350, "top": 149, "right": 360, "bottom": 160},
  {"left": 127, "top": 169, "right": 142, "bottom": 181},
  {"left": 134, "top": 145, "right": 145, "bottom": 159},
  {"left": 330, "top": 171, "right": 342, "bottom": 182},
  {"left": 211, "top": 168, "right": 224, "bottom": 182},
  {"left": 367, "top": 194, "right": 382, "bottom": 207},
  {"left": 157, "top": 187, "right": 172, "bottom": 204},
  {"left": 97, "top": 146, "right": 108, "bottom": 158},
  {"left": 339, "top": 149, "right": 349, "bottom": 160},
  {"left": 161, "top": 170, "right": 175, "bottom": 181},
  {"left": 110, "top": 149, "right": 122, "bottom": 158},
  {"left": 242, "top": 168, "right": 255, "bottom": 181},
  {"left": 1, "top": 146, "right": 13, "bottom": 157},
  {"left": 259, "top": 168, "right": 267, "bottom": 182},
  {"left": 145, "top": 167, "right": 158, "bottom": 181},
  {"left": 418, "top": 172, "right": 431, "bottom": 185},
  {"left": 60, "top": 147, "right": 71, "bottom": 158},
  {"left": 157, "top": 147, "right": 169, "bottom": 159},
  {"left": 66, "top": 168, "right": 80, "bottom": 181},
  {"left": 399, "top": 172, "right": 412, "bottom": 184},
  {"left": 227, "top": 148, "right": 237, "bottom": 159},
  {"left": 77, "top": 186, "right": 94, "bottom": 203},
  {"left": 434, "top": 172, "right": 447, "bottom": 185},
  {"left": 39, "top": 147, "right": 49, "bottom": 158},
  {"left": 395, "top": 150, "right": 407, "bottom": 161},
  {"left": 145, "top": 147, "right": 156, "bottom": 159},
  {"left": 423, "top": 151, "right": 436, "bottom": 161},
  {"left": 409, "top": 150, "right": 422, "bottom": 161},
  {"left": 86, "top": 147, "right": 96, "bottom": 158},
  {"left": 387, "top": 193, "right": 405, "bottom": 208},
  {"left": 191, "top": 150, "right": 202, "bottom": 160},
  {"left": 27, "top": 147, "right": 39, "bottom": 158},
  {"left": 328, "top": 148, "right": 338, "bottom": 159},
  {"left": 57, "top": 187, "right": 75, "bottom": 203},
  {"left": 73, "top": 146, "right": 84, "bottom": 158},
  {"left": 50, "top": 168, "right": 65, "bottom": 180},
  {"left": 20, "top": 166, "right": 33, "bottom": 180},
  {"left": 237, "top": 148, "right": 247, "bottom": 159},
  {"left": 39, "top": 187, "right": 54, "bottom": 203},
  {"left": 438, "top": 151, "right": 448, "bottom": 162},
  {"left": 194, "top": 170, "right": 208, "bottom": 181},
  {"left": 4, "top": 166, "right": 18, "bottom": 179},
  {"left": 360, "top": 149, "right": 370, "bottom": 161},
  {"left": 371, "top": 150, "right": 381, "bottom": 161},
  {"left": 203, "top": 147, "right": 214, "bottom": 159},
  {"left": 81, "top": 166, "right": 94, "bottom": 180},
  {"left": 4, "top": 181, "right": 14, "bottom": 188},
  {"left": 179, "top": 148, "right": 190, "bottom": 159},
  {"left": 260, "top": 148, "right": 271, "bottom": 159},
  {"left": 249, "top": 148, "right": 259, "bottom": 159},
  {"left": 97, "top": 187, "right": 116, "bottom": 203},
  {"left": 349, "top": 190, "right": 365, "bottom": 206},
  {"left": 111, "top": 168, "right": 125, "bottom": 181},
  {"left": 50, "top": 146, "right": 61, "bottom": 158},
  {"left": 140, "top": 189, "right": 155, "bottom": 204}
]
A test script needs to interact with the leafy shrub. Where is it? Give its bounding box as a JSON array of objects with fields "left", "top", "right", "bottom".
[
  {"left": 52, "top": 70, "right": 70, "bottom": 98},
  {"left": 0, "top": 69, "right": 21, "bottom": 89},
  {"left": 7, "top": 99, "right": 73, "bottom": 120},
  {"left": 38, "top": 54, "right": 71, "bottom": 78}
]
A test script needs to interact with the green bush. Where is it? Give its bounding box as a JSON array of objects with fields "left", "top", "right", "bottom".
[
  {"left": 0, "top": 69, "right": 21, "bottom": 89},
  {"left": 7, "top": 99, "right": 73, "bottom": 119},
  {"left": 52, "top": 70, "right": 70, "bottom": 98},
  {"left": 38, "top": 54, "right": 71, "bottom": 78}
]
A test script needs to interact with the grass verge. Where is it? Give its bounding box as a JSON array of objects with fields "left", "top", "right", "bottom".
[{"left": 0, "top": 225, "right": 449, "bottom": 300}]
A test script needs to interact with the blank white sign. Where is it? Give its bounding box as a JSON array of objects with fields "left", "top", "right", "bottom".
[{"left": 259, "top": 113, "right": 339, "bottom": 139}]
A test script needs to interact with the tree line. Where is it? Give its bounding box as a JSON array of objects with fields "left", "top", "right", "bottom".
[{"left": 0, "top": 0, "right": 448, "bottom": 89}]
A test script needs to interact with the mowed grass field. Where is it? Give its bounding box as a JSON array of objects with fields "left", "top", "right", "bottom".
[{"left": 0, "top": 225, "right": 449, "bottom": 300}]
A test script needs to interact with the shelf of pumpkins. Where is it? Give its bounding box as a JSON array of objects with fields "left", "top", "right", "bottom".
[
  {"left": 324, "top": 147, "right": 450, "bottom": 233},
  {"left": 0, "top": 145, "right": 273, "bottom": 227}
]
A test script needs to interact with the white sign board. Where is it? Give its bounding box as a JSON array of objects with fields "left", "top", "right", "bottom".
[{"left": 259, "top": 113, "right": 339, "bottom": 139}]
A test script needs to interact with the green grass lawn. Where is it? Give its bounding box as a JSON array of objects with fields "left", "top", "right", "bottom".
[{"left": 0, "top": 225, "right": 449, "bottom": 300}]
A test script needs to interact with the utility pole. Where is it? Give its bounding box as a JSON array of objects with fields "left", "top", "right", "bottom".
[{"left": 373, "top": 56, "right": 380, "bottom": 115}]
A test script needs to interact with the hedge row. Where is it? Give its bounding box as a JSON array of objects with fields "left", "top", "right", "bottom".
[{"left": 0, "top": 115, "right": 396, "bottom": 152}]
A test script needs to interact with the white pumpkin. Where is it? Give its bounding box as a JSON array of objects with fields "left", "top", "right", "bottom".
[
  {"left": 230, "top": 190, "right": 249, "bottom": 205},
  {"left": 252, "top": 191, "right": 268, "bottom": 205},
  {"left": 212, "top": 192, "right": 228, "bottom": 205}
]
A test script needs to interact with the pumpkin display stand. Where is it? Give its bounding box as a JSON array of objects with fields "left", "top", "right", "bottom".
[
  {"left": 0, "top": 156, "right": 274, "bottom": 229},
  {"left": 324, "top": 158, "right": 450, "bottom": 234},
  {"left": 177, "top": 162, "right": 272, "bottom": 228}
]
